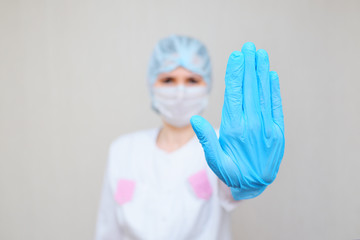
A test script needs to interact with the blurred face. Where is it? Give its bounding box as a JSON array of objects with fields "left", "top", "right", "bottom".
[
  {"left": 154, "top": 67, "right": 207, "bottom": 87},
  {"left": 151, "top": 67, "right": 209, "bottom": 128}
]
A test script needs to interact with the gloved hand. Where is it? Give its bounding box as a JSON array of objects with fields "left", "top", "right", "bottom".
[{"left": 190, "top": 42, "right": 285, "bottom": 200}]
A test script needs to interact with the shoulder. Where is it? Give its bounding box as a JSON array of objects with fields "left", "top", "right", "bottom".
[
  {"left": 107, "top": 128, "right": 158, "bottom": 164},
  {"left": 106, "top": 128, "right": 158, "bottom": 179},
  {"left": 109, "top": 128, "right": 158, "bottom": 152}
]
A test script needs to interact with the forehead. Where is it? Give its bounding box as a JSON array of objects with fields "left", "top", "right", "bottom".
[{"left": 157, "top": 67, "right": 202, "bottom": 78}]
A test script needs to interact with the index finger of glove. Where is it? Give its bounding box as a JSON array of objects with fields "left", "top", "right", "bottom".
[{"left": 223, "top": 51, "right": 245, "bottom": 122}]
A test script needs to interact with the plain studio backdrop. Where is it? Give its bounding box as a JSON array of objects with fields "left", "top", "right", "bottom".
[{"left": 1, "top": 0, "right": 359, "bottom": 239}]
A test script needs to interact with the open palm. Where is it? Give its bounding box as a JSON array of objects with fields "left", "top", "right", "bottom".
[{"left": 191, "top": 42, "right": 285, "bottom": 199}]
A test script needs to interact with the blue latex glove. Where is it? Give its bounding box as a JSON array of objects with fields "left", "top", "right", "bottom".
[{"left": 190, "top": 42, "right": 285, "bottom": 200}]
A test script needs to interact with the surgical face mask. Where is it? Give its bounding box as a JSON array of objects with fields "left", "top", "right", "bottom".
[{"left": 152, "top": 85, "right": 208, "bottom": 128}]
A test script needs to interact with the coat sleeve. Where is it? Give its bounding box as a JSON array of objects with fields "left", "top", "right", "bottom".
[
  {"left": 95, "top": 159, "right": 123, "bottom": 240},
  {"left": 217, "top": 175, "right": 242, "bottom": 212}
]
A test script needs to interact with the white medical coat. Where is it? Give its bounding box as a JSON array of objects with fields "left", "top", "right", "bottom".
[{"left": 95, "top": 128, "right": 240, "bottom": 240}]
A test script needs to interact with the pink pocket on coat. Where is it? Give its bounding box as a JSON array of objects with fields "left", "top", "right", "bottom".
[
  {"left": 114, "top": 179, "right": 135, "bottom": 205},
  {"left": 188, "top": 170, "right": 212, "bottom": 200}
]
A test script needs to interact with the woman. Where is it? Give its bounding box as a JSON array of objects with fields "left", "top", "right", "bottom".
[{"left": 95, "top": 35, "right": 285, "bottom": 240}]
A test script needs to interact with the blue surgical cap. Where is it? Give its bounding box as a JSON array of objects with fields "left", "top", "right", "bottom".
[{"left": 147, "top": 35, "right": 212, "bottom": 90}]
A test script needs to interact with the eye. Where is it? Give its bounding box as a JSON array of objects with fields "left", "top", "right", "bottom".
[
  {"left": 187, "top": 77, "right": 200, "bottom": 84},
  {"left": 161, "top": 77, "right": 175, "bottom": 84}
]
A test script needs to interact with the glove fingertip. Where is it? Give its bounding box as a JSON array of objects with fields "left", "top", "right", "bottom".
[
  {"left": 242, "top": 42, "right": 256, "bottom": 53},
  {"left": 190, "top": 115, "right": 208, "bottom": 141},
  {"left": 190, "top": 115, "right": 204, "bottom": 127}
]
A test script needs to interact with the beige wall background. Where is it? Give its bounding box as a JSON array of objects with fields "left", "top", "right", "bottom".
[{"left": 1, "top": 0, "right": 359, "bottom": 239}]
